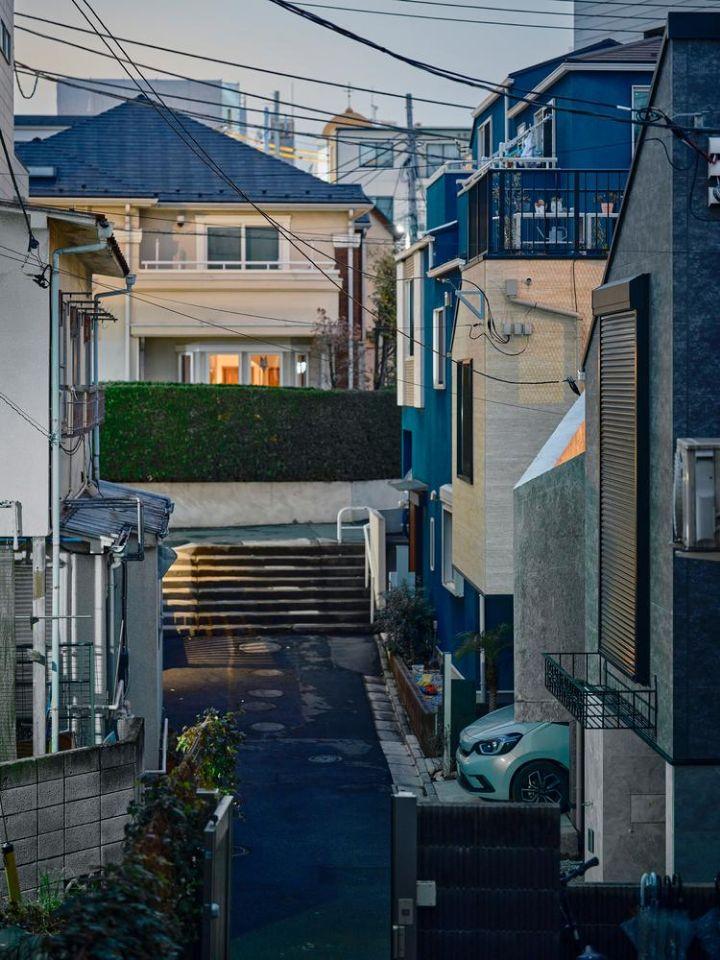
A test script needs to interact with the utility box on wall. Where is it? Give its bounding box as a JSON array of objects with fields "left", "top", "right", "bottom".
[{"left": 674, "top": 439, "right": 720, "bottom": 551}]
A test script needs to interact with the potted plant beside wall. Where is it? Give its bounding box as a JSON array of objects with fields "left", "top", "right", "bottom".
[
  {"left": 599, "top": 191, "right": 619, "bottom": 215},
  {"left": 374, "top": 583, "right": 435, "bottom": 668}
]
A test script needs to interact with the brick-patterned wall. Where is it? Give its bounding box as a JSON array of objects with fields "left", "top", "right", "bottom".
[{"left": 0, "top": 718, "right": 144, "bottom": 896}]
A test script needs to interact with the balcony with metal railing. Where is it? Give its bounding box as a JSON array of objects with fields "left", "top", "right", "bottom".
[
  {"left": 543, "top": 651, "right": 657, "bottom": 741},
  {"left": 61, "top": 384, "right": 105, "bottom": 437},
  {"left": 138, "top": 258, "right": 337, "bottom": 272},
  {"left": 466, "top": 168, "right": 627, "bottom": 259}
]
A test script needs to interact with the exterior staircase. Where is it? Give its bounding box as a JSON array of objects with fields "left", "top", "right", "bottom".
[{"left": 162, "top": 542, "right": 372, "bottom": 642}]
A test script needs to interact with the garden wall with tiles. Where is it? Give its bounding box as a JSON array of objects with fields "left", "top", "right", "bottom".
[{"left": 0, "top": 718, "right": 143, "bottom": 897}]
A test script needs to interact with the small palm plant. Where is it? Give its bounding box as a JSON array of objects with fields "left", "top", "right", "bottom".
[{"left": 455, "top": 622, "right": 512, "bottom": 712}]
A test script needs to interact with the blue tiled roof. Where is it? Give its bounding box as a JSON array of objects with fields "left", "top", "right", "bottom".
[{"left": 17, "top": 97, "right": 369, "bottom": 205}]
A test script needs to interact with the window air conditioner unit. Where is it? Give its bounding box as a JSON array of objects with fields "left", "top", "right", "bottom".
[{"left": 673, "top": 439, "right": 720, "bottom": 551}]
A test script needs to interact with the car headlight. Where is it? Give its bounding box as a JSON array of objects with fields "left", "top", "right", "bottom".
[{"left": 473, "top": 732, "right": 523, "bottom": 756}]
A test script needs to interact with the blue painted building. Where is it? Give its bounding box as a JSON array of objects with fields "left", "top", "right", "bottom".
[
  {"left": 397, "top": 34, "right": 661, "bottom": 690},
  {"left": 396, "top": 167, "right": 482, "bottom": 668}
]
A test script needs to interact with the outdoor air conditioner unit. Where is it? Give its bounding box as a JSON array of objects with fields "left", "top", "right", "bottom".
[{"left": 673, "top": 439, "right": 720, "bottom": 551}]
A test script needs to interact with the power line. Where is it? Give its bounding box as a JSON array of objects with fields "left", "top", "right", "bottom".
[
  {"left": 15, "top": 15, "right": 675, "bottom": 128},
  {"left": 22, "top": 4, "right": 584, "bottom": 392},
  {"left": 0, "top": 127, "right": 38, "bottom": 252},
  {"left": 391, "top": 0, "right": 711, "bottom": 13},
  {"left": 14, "top": 14, "right": 475, "bottom": 110},
  {"left": 293, "top": 1, "right": 594, "bottom": 31},
  {"left": 0, "top": 240, "right": 571, "bottom": 416},
  {"left": 265, "top": 0, "right": 672, "bottom": 127},
  {"left": 14, "top": 64, "right": 468, "bottom": 179}
]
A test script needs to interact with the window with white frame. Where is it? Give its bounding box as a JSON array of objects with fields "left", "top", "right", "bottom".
[
  {"left": 359, "top": 140, "right": 394, "bottom": 168},
  {"left": 405, "top": 277, "right": 416, "bottom": 357},
  {"left": 441, "top": 506, "right": 453, "bottom": 588},
  {"left": 631, "top": 86, "right": 651, "bottom": 153},
  {"left": 432, "top": 306, "right": 446, "bottom": 389},
  {"left": 423, "top": 141, "right": 464, "bottom": 177},
  {"left": 0, "top": 20, "right": 11, "bottom": 64},
  {"left": 477, "top": 119, "right": 492, "bottom": 162},
  {"left": 206, "top": 224, "right": 280, "bottom": 269}
]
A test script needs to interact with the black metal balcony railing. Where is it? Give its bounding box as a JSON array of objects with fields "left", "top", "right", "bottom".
[
  {"left": 468, "top": 168, "right": 627, "bottom": 259},
  {"left": 543, "top": 651, "right": 656, "bottom": 738},
  {"left": 62, "top": 385, "right": 105, "bottom": 437}
]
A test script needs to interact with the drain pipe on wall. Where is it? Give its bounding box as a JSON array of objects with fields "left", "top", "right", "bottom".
[
  {"left": 50, "top": 227, "right": 113, "bottom": 754},
  {"left": 92, "top": 275, "right": 136, "bottom": 482}
]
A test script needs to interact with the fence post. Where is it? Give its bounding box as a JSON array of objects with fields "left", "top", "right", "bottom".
[
  {"left": 391, "top": 790, "right": 418, "bottom": 960},
  {"left": 442, "top": 653, "right": 452, "bottom": 778}
]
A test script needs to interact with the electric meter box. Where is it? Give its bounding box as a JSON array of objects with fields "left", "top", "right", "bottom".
[{"left": 674, "top": 439, "right": 720, "bottom": 551}]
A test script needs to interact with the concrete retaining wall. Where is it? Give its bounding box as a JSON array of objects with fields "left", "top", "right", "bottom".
[
  {"left": 129, "top": 479, "right": 402, "bottom": 528},
  {"left": 0, "top": 719, "right": 143, "bottom": 896}
]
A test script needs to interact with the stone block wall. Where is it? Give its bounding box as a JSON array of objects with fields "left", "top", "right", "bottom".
[{"left": 0, "top": 718, "right": 143, "bottom": 896}]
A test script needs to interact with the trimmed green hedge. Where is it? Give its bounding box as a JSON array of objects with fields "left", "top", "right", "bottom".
[{"left": 100, "top": 382, "right": 401, "bottom": 483}]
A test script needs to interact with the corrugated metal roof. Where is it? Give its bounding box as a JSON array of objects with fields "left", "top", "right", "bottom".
[{"left": 61, "top": 481, "right": 173, "bottom": 545}]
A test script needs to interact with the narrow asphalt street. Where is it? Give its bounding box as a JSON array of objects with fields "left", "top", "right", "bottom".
[{"left": 164, "top": 630, "right": 391, "bottom": 960}]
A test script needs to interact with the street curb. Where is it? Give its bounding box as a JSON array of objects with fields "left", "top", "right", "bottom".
[{"left": 365, "top": 635, "right": 437, "bottom": 799}]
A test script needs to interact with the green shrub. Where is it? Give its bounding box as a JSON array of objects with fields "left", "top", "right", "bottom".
[{"left": 100, "top": 383, "right": 400, "bottom": 483}]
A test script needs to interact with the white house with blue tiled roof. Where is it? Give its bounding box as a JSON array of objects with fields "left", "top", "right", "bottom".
[{"left": 17, "top": 96, "right": 384, "bottom": 388}]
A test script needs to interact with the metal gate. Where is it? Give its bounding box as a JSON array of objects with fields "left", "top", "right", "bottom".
[
  {"left": 391, "top": 790, "right": 561, "bottom": 960},
  {"left": 201, "top": 794, "right": 233, "bottom": 960}
]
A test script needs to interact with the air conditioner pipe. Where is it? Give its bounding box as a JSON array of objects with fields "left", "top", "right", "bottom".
[
  {"left": 50, "top": 231, "right": 112, "bottom": 754},
  {"left": 92, "top": 275, "right": 136, "bottom": 482}
]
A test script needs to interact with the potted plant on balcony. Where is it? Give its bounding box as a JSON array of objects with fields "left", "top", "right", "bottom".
[
  {"left": 599, "top": 191, "right": 619, "bottom": 214},
  {"left": 533, "top": 197, "right": 546, "bottom": 215},
  {"left": 549, "top": 195, "right": 564, "bottom": 214}
]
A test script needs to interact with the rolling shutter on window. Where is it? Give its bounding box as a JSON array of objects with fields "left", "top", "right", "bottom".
[{"left": 599, "top": 310, "right": 646, "bottom": 680}]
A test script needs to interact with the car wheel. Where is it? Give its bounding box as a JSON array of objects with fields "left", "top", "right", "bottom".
[{"left": 511, "top": 761, "right": 569, "bottom": 811}]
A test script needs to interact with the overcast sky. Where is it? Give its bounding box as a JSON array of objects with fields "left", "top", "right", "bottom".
[{"left": 14, "top": 0, "right": 577, "bottom": 148}]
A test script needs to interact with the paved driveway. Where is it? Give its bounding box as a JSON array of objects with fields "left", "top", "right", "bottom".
[{"left": 164, "top": 632, "right": 391, "bottom": 960}]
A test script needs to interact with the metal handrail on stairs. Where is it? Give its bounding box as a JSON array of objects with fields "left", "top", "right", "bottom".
[{"left": 336, "top": 506, "right": 386, "bottom": 623}]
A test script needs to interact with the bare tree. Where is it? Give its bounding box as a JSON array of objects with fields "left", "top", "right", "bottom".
[
  {"left": 369, "top": 252, "right": 397, "bottom": 389},
  {"left": 312, "top": 308, "right": 349, "bottom": 388}
]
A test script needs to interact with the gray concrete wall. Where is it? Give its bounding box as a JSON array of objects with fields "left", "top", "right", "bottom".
[
  {"left": 514, "top": 455, "right": 585, "bottom": 722},
  {"left": 584, "top": 728, "right": 666, "bottom": 882},
  {"left": 129, "top": 478, "right": 402, "bottom": 528},
  {"left": 666, "top": 764, "right": 720, "bottom": 881},
  {"left": 0, "top": 719, "right": 143, "bottom": 896}
]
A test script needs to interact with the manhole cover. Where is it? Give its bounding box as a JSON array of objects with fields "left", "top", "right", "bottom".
[
  {"left": 240, "top": 701, "right": 276, "bottom": 713},
  {"left": 308, "top": 755, "right": 342, "bottom": 764},
  {"left": 233, "top": 846, "right": 250, "bottom": 858},
  {"left": 250, "top": 722, "right": 286, "bottom": 733},
  {"left": 253, "top": 669, "right": 283, "bottom": 677},
  {"left": 238, "top": 640, "right": 281, "bottom": 654},
  {"left": 248, "top": 688, "right": 284, "bottom": 698}
]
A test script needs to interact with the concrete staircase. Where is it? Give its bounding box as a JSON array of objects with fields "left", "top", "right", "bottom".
[{"left": 162, "top": 542, "right": 372, "bottom": 640}]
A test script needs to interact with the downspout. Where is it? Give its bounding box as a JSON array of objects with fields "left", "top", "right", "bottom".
[
  {"left": 92, "top": 275, "right": 136, "bottom": 482},
  {"left": 124, "top": 205, "right": 132, "bottom": 380},
  {"left": 504, "top": 88, "right": 510, "bottom": 144},
  {"left": 50, "top": 231, "right": 112, "bottom": 754}
]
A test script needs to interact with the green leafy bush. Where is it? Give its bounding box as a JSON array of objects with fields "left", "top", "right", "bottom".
[
  {"left": 100, "top": 383, "right": 400, "bottom": 483},
  {"left": 375, "top": 584, "right": 436, "bottom": 665},
  {"left": 0, "top": 711, "right": 242, "bottom": 959}
]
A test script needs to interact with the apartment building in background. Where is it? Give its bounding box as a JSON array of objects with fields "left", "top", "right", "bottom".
[
  {"left": 16, "top": 96, "right": 389, "bottom": 389},
  {"left": 324, "top": 106, "right": 471, "bottom": 238},
  {"left": 0, "top": 0, "right": 26, "bottom": 200},
  {"left": 573, "top": 0, "right": 720, "bottom": 46},
  {"left": 55, "top": 76, "right": 247, "bottom": 134}
]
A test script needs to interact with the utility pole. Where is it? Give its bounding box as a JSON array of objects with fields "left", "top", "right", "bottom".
[
  {"left": 273, "top": 90, "right": 281, "bottom": 157},
  {"left": 405, "top": 94, "right": 419, "bottom": 244}
]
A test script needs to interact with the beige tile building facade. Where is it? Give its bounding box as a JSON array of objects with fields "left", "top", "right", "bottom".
[{"left": 450, "top": 257, "right": 603, "bottom": 595}]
